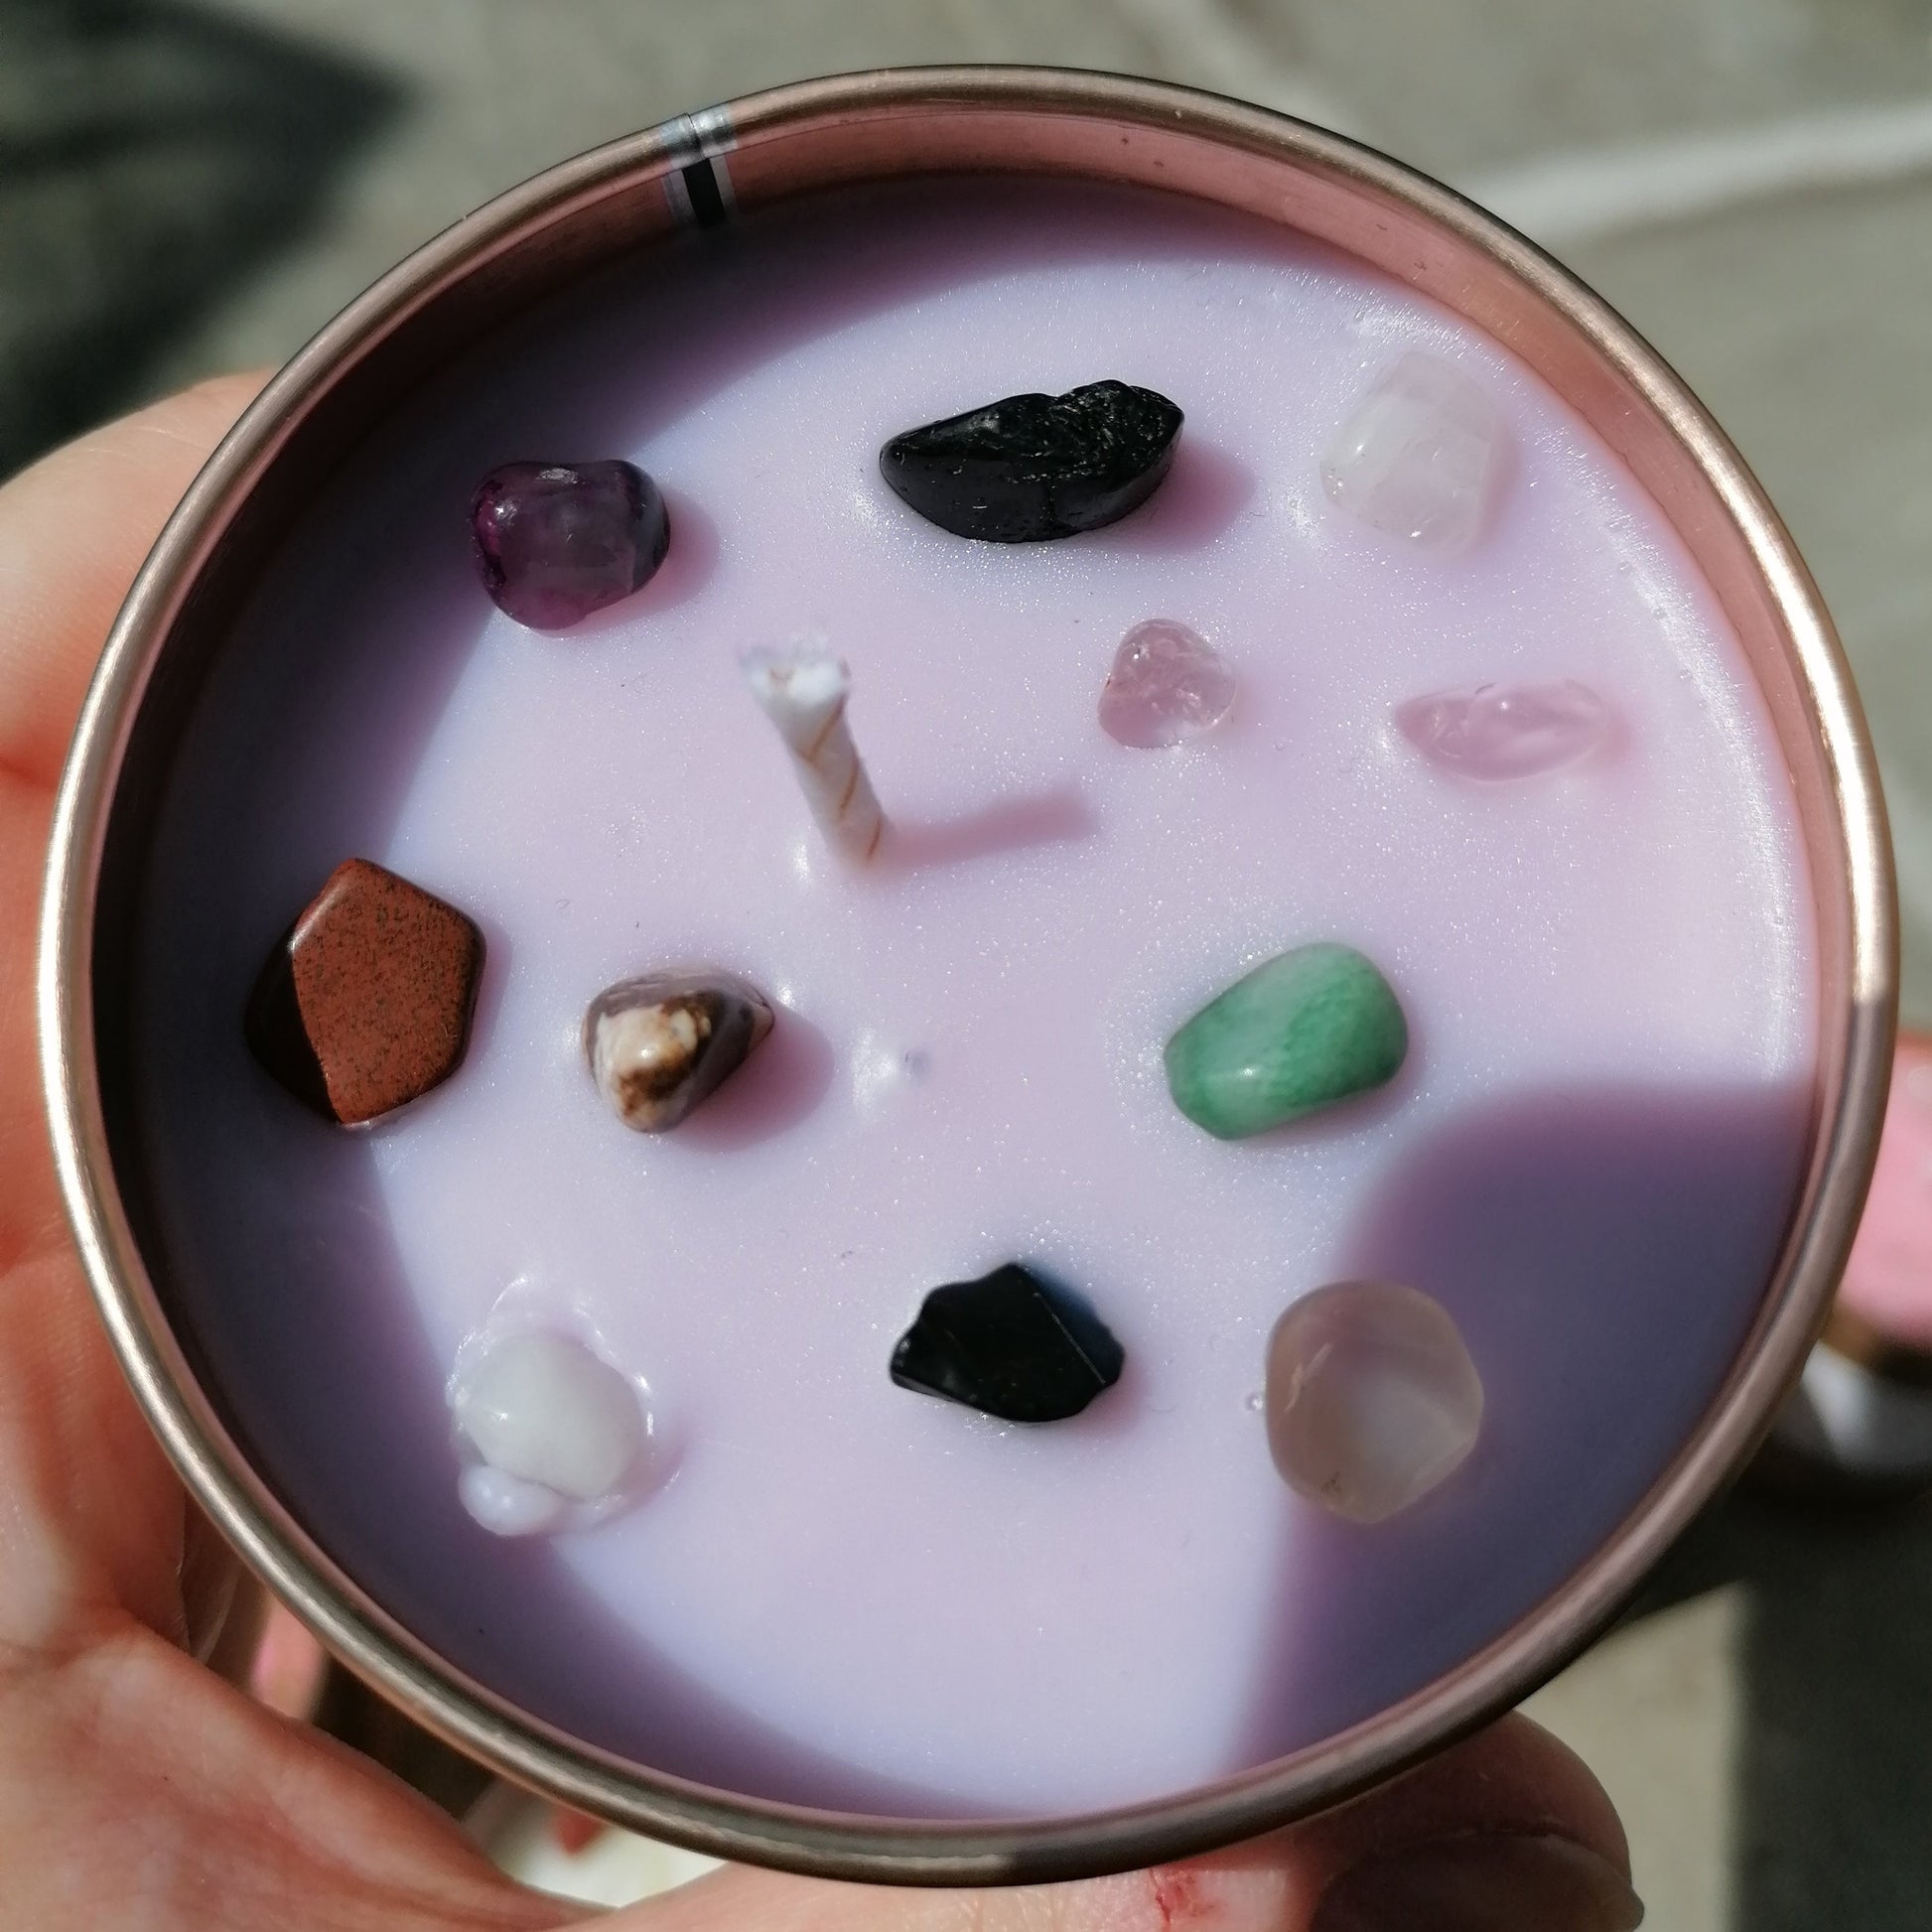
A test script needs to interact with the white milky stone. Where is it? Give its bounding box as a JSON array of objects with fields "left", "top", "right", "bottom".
[
  {"left": 458, "top": 1463, "right": 569, "bottom": 1538},
  {"left": 1321, "top": 352, "right": 1506, "bottom": 553},
  {"left": 453, "top": 1332, "right": 643, "bottom": 1502},
  {"left": 1264, "top": 1280, "right": 1483, "bottom": 1524}
]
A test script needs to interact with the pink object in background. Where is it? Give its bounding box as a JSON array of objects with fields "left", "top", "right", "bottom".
[
  {"left": 247, "top": 1599, "right": 329, "bottom": 1719},
  {"left": 1834, "top": 1031, "right": 1932, "bottom": 1356},
  {"left": 1762, "top": 1032, "right": 1932, "bottom": 1495}
]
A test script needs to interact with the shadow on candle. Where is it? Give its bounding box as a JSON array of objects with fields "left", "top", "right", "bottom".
[
  {"left": 1084, "top": 438, "right": 1257, "bottom": 555},
  {"left": 1233, "top": 1077, "right": 1811, "bottom": 1769},
  {"left": 673, "top": 1007, "right": 837, "bottom": 1152},
  {"left": 181, "top": 1133, "right": 979, "bottom": 1817},
  {"left": 878, "top": 782, "right": 1098, "bottom": 874}
]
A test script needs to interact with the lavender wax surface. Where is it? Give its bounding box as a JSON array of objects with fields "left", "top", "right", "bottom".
[{"left": 131, "top": 180, "right": 1815, "bottom": 1818}]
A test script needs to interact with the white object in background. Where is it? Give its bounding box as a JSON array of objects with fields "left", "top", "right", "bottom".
[{"left": 1766, "top": 1342, "right": 1932, "bottom": 1489}]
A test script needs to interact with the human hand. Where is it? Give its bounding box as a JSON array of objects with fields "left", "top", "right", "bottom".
[{"left": 0, "top": 380, "right": 1643, "bottom": 1931}]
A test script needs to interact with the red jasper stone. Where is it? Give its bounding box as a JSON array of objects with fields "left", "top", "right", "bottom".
[{"left": 245, "top": 858, "right": 484, "bottom": 1126}]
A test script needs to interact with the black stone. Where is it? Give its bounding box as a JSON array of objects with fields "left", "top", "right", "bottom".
[
  {"left": 879, "top": 381, "right": 1183, "bottom": 542},
  {"left": 890, "top": 1264, "right": 1125, "bottom": 1423},
  {"left": 242, "top": 922, "right": 332, "bottom": 1119}
]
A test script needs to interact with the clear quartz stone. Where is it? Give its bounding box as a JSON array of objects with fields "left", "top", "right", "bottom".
[
  {"left": 1098, "top": 619, "right": 1237, "bottom": 748},
  {"left": 1396, "top": 678, "right": 1611, "bottom": 780},
  {"left": 1264, "top": 1280, "right": 1483, "bottom": 1524},
  {"left": 1321, "top": 352, "right": 1506, "bottom": 553},
  {"left": 452, "top": 1332, "right": 644, "bottom": 1503}
]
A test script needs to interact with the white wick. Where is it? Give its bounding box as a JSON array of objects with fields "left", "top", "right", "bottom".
[{"left": 741, "top": 644, "right": 887, "bottom": 863}]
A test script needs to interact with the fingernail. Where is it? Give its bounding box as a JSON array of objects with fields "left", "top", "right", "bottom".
[{"left": 1311, "top": 1833, "right": 1645, "bottom": 1932}]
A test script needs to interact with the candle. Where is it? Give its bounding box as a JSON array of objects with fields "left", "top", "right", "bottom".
[{"left": 123, "top": 173, "right": 1814, "bottom": 1823}]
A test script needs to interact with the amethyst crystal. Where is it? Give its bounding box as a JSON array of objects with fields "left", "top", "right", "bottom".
[{"left": 471, "top": 460, "right": 670, "bottom": 630}]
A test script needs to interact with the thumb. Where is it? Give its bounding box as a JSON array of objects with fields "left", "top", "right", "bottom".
[{"left": 608, "top": 1714, "right": 1640, "bottom": 1932}]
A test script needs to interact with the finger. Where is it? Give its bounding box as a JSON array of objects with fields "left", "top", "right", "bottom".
[
  {"left": 618, "top": 1715, "right": 1639, "bottom": 1932},
  {"left": 1287, "top": 1711, "right": 1631, "bottom": 1902},
  {"left": 0, "top": 370, "right": 268, "bottom": 1261},
  {"left": 0, "top": 378, "right": 268, "bottom": 1652},
  {"left": 0, "top": 370, "right": 268, "bottom": 790},
  {"left": 0, "top": 1623, "right": 574, "bottom": 1932}
]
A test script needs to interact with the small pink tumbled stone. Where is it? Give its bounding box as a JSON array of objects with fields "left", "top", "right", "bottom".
[
  {"left": 1264, "top": 1280, "right": 1483, "bottom": 1523},
  {"left": 1098, "top": 619, "right": 1237, "bottom": 748},
  {"left": 1395, "top": 679, "right": 1610, "bottom": 780}
]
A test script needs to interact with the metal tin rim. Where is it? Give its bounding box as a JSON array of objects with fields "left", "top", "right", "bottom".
[{"left": 38, "top": 65, "right": 1896, "bottom": 1885}]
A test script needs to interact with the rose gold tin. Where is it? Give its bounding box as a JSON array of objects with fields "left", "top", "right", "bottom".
[{"left": 38, "top": 67, "right": 1896, "bottom": 1885}]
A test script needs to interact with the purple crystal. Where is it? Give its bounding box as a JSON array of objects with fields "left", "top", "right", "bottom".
[
  {"left": 1395, "top": 679, "right": 1611, "bottom": 780},
  {"left": 1098, "top": 619, "right": 1237, "bottom": 749},
  {"left": 471, "top": 461, "right": 670, "bottom": 631}
]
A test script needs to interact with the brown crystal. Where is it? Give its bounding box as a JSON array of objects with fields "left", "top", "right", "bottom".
[
  {"left": 584, "top": 971, "right": 774, "bottom": 1132},
  {"left": 245, "top": 858, "right": 484, "bottom": 1126}
]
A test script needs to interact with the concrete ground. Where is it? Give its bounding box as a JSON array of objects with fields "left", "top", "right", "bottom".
[{"left": 10, "top": 2, "right": 1932, "bottom": 1923}]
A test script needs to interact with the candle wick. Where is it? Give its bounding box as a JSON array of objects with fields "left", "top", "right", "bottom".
[{"left": 741, "top": 644, "right": 888, "bottom": 864}]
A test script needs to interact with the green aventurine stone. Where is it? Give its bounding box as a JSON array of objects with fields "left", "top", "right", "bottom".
[{"left": 1165, "top": 943, "right": 1408, "bottom": 1140}]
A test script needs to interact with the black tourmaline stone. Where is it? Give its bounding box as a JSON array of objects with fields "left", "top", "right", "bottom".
[
  {"left": 890, "top": 1264, "right": 1125, "bottom": 1422},
  {"left": 879, "top": 381, "right": 1183, "bottom": 542}
]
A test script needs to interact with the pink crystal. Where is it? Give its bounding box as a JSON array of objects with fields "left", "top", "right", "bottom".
[
  {"left": 1097, "top": 619, "right": 1236, "bottom": 748},
  {"left": 1395, "top": 679, "right": 1610, "bottom": 780},
  {"left": 1264, "top": 1280, "right": 1483, "bottom": 1524}
]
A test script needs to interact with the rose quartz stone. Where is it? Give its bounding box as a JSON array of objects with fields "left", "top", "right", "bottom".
[{"left": 1395, "top": 679, "right": 1612, "bottom": 781}]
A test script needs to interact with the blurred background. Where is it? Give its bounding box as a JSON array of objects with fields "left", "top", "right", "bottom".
[{"left": 10, "top": 1, "right": 1932, "bottom": 1924}]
